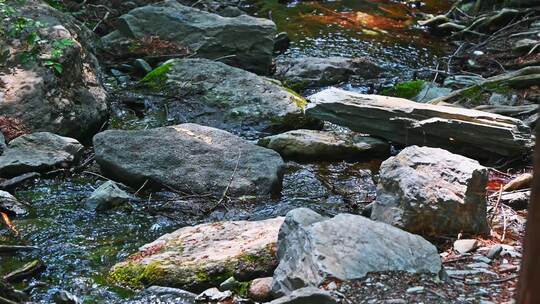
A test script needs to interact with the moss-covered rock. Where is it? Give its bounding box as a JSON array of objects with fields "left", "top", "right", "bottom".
[
  {"left": 109, "top": 217, "right": 284, "bottom": 292},
  {"left": 124, "top": 58, "right": 321, "bottom": 138}
]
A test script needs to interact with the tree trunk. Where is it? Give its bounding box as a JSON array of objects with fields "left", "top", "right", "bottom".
[{"left": 517, "top": 122, "right": 540, "bottom": 303}]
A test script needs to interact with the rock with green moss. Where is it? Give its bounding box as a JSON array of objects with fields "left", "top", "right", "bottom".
[
  {"left": 127, "top": 58, "right": 320, "bottom": 139},
  {"left": 109, "top": 217, "right": 284, "bottom": 292},
  {"left": 101, "top": 0, "right": 276, "bottom": 74}
]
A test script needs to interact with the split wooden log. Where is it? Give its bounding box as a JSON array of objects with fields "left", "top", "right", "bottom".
[
  {"left": 0, "top": 245, "right": 39, "bottom": 255},
  {"left": 504, "top": 173, "right": 534, "bottom": 191},
  {"left": 3, "top": 260, "right": 46, "bottom": 283},
  {"left": 306, "top": 87, "right": 534, "bottom": 160}
]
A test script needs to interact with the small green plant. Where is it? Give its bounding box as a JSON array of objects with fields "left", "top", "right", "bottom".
[
  {"left": 43, "top": 38, "right": 75, "bottom": 74},
  {"left": 381, "top": 80, "right": 426, "bottom": 99},
  {"left": 0, "top": 0, "right": 74, "bottom": 74}
]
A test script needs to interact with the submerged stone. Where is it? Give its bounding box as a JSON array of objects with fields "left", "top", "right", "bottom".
[
  {"left": 274, "top": 57, "right": 382, "bottom": 91},
  {"left": 86, "top": 181, "right": 136, "bottom": 211}
]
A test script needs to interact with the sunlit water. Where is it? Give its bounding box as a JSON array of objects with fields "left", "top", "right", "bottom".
[{"left": 1, "top": 1, "right": 451, "bottom": 302}]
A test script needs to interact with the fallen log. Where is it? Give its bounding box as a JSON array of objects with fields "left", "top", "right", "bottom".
[
  {"left": 306, "top": 88, "right": 534, "bottom": 160},
  {"left": 0, "top": 245, "right": 39, "bottom": 255},
  {"left": 0, "top": 173, "right": 40, "bottom": 191},
  {"left": 3, "top": 260, "right": 46, "bottom": 283}
]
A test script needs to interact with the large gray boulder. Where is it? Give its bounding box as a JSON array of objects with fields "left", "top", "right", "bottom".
[
  {"left": 0, "top": 0, "right": 108, "bottom": 140},
  {"left": 93, "top": 123, "right": 285, "bottom": 197},
  {"left": 371, "top": 146, "right": 490, "bottom": 237},
  {"left": 101, "top": 0, "right": 276, "bottom": 74},
  {"left": 0, "top": 132, "right": 84, "bottom": 178},
  {"left": 258, "top": 129, "right": 389, "bottom": 161},
  {"left": 271, "top": 208, "right": 442, "bottom": 296},
  {"left": 275, "top": 57, "right": 382, "bottom": 91},
  {"left": 306, "top": 88, "right": 534, "bottom": 159},
  {"left": 119, "top": 58, "right": 319, "bottom": 138},
  {"left": 110, "top": 217, "right": 284, "bottom": 291}
]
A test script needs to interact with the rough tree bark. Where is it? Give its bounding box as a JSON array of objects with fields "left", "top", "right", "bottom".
[{"left": 517, "top": 122, "right": 540, "bottom": 303}]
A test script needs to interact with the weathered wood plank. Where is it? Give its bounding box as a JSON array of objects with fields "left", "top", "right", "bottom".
[{"left": 306, "top": 88, "right": 534, "bottom": 159}]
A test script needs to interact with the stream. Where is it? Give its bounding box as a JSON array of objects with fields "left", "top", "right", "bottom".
[{"left": 1, "top": 0, "right": 452, "bottom": 303}]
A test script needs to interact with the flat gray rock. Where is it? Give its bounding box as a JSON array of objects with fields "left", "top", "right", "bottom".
[
  {"left": 371, "top": 146, "right": 489, "bottom": 237},
  {"left": 93, "top": 123, "right": 284, "bottom": 197},
  {"left": 272, "top": 208, "right": 441, "bottom": 296},
  {"left": 0, "top": 132, "right": 84, "bottom": 178},
  {"left": 102, "top": 0, "right": 276, "bottom": 74},
  {"left": 306, "top": 88, "right": 533, "bottom": 159},
  {"left": 258, "top": 129, "right": 389, "bottom": 161}
]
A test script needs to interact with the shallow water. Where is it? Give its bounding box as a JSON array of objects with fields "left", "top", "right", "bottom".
[
  {"left": 253, "top": 0, "right": 451, "bottom": 88},
  {"left": 1, "top": 0, "right": 451, "bottom": 302}
]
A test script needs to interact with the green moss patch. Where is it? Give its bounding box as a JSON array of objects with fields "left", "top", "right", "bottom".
[
  {"left": 140, "top": 61, "right": 175, "bottom": 91},
  {"left": 381, "top": 80, "right": 426, "bottom": 99},
  {"left": 109, "top": 261, "right": 166, "bottom": 289}
]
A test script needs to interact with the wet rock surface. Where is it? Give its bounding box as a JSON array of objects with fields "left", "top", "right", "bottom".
[
  {"left": 272, "top": 208, "right": 442, "bottom": 296},
  {"left": 258, "top": 129, "right": 389, "bottom": 161},
  {"left": 371, "top": 146, "right": 490, "bottom": 237},
  {"left": 110, "top": 217, "right": 284, "bottom": 291},
  {"left": 93, "top": 123, "right": 285, "bottom": 197},
  {"left": 0, "top": 132, "right": 84, "bottom": 178},
  {"left": 101, "top": 0, "right": 276, "bottom": 74}
]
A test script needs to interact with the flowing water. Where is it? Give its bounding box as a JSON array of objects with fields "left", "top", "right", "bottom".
[{"left": 1, "top": 0, "right": 451, "bottom": 302}]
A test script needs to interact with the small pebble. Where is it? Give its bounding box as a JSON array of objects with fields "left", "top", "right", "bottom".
[
  {"left": 454, "top": 239, "right": 478, "bottom": 254},
  {"left": 487, "top": 244, "right": 503, "bottom": 259},
  {"left": 406, "top": 286, "right": 425, "bottom": 294}
]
